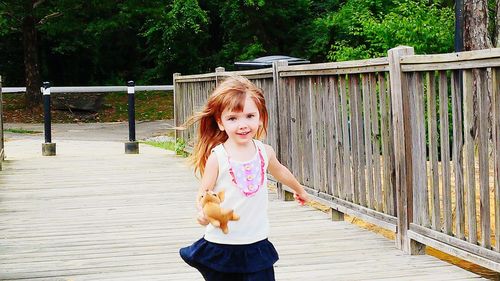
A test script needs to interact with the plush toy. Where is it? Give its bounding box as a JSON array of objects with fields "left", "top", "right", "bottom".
[{"left": 200, "top": 190, "right": 239, "bottom": 234}]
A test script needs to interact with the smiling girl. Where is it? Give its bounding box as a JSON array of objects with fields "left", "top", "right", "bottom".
[{"left": 180, "top": 75, "right": 308, "bottom": 281}]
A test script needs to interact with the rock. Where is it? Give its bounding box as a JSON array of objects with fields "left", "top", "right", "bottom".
[{"left": 52, "top": 93, "right": 105, "bottom": 112}]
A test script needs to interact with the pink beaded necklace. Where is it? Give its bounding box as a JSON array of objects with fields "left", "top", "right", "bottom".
[{"left": 226, "top": 144, "right": 266, "bottom": 197}]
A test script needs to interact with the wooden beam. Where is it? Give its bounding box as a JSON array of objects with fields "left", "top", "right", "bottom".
[
  {"left": 400, "top": 48, "right": 500, "bottom": 64},
  {"left": 388, "top": 46, "right": 415, "bottom": 253}
]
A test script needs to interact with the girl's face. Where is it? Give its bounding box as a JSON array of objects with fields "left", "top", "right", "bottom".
[{"left": 218, "top": 95, "right": 261, "bottom": 146}]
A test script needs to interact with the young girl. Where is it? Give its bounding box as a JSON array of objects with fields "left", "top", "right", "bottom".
[{"left": 179, "top": 75, "right": 309, "bottom": 281}]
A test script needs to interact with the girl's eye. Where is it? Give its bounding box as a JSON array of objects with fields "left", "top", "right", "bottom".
[
  {"left": 228, "top": 117, "right": 236, "bottom": 121},
  {"left": 247, "top": 114, "right": 255, "bottom": 118}
]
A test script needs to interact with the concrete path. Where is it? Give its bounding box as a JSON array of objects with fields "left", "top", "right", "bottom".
[
  {"left": 0, "top": 127, "right": 487, "bottom": 280},
  {"left": 4, "top": 120, "right": 175, "bottom": 142}
]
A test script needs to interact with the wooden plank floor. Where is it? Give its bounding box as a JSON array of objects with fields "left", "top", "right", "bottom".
[{"left": 0, "top": 139, "right": 485, "bottom": 280}]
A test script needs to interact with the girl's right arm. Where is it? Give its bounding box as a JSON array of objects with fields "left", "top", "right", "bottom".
[{"left": 196, "top": 153, "right": 219, "bottom": 225}]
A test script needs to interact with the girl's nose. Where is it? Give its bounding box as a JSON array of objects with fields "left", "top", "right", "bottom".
[{"left": 238, "top": 121, "right": 248, "bottom": 129}]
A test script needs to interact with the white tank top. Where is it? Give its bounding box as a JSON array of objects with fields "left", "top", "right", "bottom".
[{"left": 204, "top": 140, "right": 269, "bottom": 245}]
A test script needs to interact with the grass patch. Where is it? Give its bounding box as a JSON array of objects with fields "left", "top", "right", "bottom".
[
  {"left": 2, "top": 90, "right": 174, "bottom": 123},
  {"left": 4, "top": 128, "right": 42, "bottom": 134},
  {"left": 101, "top": 91, "right": 174, "bottom": 122},
  {"left": 143, "top": 140, "right": 176, "bottom": 151},
  {"left": 143, "top": 139, "right": 188, "bottom": 157}
]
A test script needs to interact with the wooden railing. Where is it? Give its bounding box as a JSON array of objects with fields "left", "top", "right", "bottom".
[
  {"left": 174, "top": 47, "right": 500, "bottom": 272},
  {"left": 1, "top": 85, "right": 173, "bottom": 93},
  {"left": 276, "top": 58, "right": 397, "bottom": 231},
  {"left": 393, "top": 47, "right": 500, "bottom": 271}
]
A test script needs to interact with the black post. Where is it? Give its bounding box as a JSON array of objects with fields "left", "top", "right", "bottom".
[
  {"left": 125, "top": 80, "right": 139, "bottom": 154},
  {"left": 43, "top": 82, "right": 51, "bottom": 143},
  {"left": 127, "top": 80, "right": 136, "bottom": 142},
  {"left": 42, "top": 82, "right": 56, "bottom": 156}
]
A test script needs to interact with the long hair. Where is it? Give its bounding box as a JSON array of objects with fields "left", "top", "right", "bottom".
[{"left": 185, "top": 76, "right": 269, "bottom": 176}]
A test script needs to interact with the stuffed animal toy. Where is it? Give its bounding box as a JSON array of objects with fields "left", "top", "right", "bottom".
[{"left": 200, "top": 190, "right": 239, "bottom": 234}]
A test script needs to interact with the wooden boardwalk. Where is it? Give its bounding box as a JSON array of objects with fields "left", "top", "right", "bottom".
[{"left": 0, "top": 139, "right": 486, "bottom": 280}]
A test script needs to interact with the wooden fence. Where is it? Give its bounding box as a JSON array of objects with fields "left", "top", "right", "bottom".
[
  {"left": 173, "top": 46, "right": 500, "bottom": 272},
  {"left": 393, "top": 47, "right": 500, "bottom": 271}
]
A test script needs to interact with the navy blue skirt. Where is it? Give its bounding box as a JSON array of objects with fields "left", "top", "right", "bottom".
[{"left": 180, "top": 237, "right": 279, "bottom": 280}]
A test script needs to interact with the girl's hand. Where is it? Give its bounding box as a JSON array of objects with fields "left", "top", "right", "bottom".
[
  {"left": 197, "top": 209, "right": 209, "bottom": 226},
  {"left": 294, "top": 191, "right": 309, "bottom": 206},
  {"left": 196, "top": 196, "right": 209, "bottom": 226}
]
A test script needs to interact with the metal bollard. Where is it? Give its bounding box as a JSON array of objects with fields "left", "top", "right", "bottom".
[
  {"left": 42, "top": 82, "right": 56, "bottom": 156},
  {"left": 125, "top": 80, "right": 139, "bottom": 154}
]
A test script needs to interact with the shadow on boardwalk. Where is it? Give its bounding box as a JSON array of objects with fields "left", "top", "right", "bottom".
[{"left": 0, "top": 132, "right": 486, "bottom": 280}]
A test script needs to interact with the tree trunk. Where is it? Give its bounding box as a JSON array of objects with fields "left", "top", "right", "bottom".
[
  {"left": 464, "top": 0, "right": 491, "bottom": 50},
  {"left": 22, "top": 0, "right": 41, "bottom": 108},
  {"left": 463, "top": 0, "right": 492, "bottom": 139}
]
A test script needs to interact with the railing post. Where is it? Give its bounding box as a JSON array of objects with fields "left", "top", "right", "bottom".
[
  {"left": 215, "top": 67, "right": 225, "bottom": 86},
  {"left": 388, "top": 46, "right": 424, "bottom": 254},
  {"left": 173, "top": 73, "right": 181, "bottom": 142},
  {"left": 125, "top": 80, "right": 139, "bottom": 154},
  {"left": 42, "top": 81, "right": 56, "bottom": 156},
  {"left": 272, "top": 60, "right": 294, "bottom": 201}
]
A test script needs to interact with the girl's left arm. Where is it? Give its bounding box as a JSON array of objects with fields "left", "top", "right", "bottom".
[{"left": 265, "top": 144, "right": 309, "bottom": 203}]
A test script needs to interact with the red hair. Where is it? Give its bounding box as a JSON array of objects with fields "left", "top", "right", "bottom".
[{"left": 185, "top": 76, "right": 269, "bottom": 176}]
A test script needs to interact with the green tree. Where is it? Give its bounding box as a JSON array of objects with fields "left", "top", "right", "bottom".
[
  {"left": 0, "top": 0, "right": 46, "bottom": 107},
  {"left": 1, "top": 0, "right": 494, "bottom": 103},
  {"left": 326, "top": 0, "right": 454, "bottom": 61},
  {"left": 292, "top": 0, "right": 343, "bottom": 62},
  {"left": 204, "top": 0, "right": 312, "bottom": 68},
  {"left": 0, "top": 1, "right": 168, "bottom": 97},
  {"left": 142, "top": 0, "right": 209, "bottom": 81},
  {"left": 38, "top": 0, "right": 166, "bottom": 85}
]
